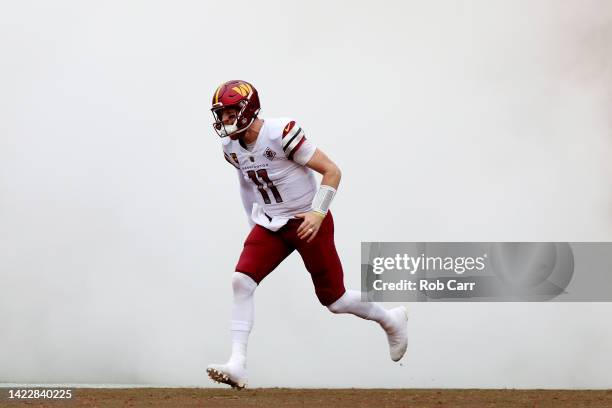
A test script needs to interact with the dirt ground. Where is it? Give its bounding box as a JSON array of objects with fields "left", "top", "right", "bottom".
[{"left": 1, "top": 388, "right": 612, "bottom": 408}]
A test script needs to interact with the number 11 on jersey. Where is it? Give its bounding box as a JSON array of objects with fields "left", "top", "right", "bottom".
[{"left": 246, "top": 169, "right": 283, "bottom": 204}]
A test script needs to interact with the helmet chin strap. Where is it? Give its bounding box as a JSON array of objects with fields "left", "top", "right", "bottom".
[{"left": 217, "top": 116, "right": 257, "bottom": 138}]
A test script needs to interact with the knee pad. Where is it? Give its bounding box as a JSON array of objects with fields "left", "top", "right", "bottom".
[
  {"left": 327, "top": 290, "right": 363, "bottom": 314},
  {"left": 327, "top": 290, "right": 350, "bottom": 314},
  {"left": 232, "top": 272, "right": 257, "bottom": 298}
]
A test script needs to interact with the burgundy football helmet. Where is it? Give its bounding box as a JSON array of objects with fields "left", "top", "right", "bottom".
[{"left": 211, "top": 80, "right": 261, "bottom": 138}]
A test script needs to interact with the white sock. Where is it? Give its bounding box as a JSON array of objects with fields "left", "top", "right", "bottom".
[
  {"left": 327, "top": 289, "right": 395, "bottom": 331},
  {"left": 227, "top": 272, "right": 257, "bottom": 368}
]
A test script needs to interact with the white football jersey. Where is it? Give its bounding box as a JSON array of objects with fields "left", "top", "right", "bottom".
[{"left": 221, "top": 117, "right": 318, "bottom": 230}]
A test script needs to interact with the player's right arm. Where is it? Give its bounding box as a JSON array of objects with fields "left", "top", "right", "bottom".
[
  {"left": 237, "top": 169, "right": 256, "bottom": 228},
  {"left": 223, "top": 151, "right": 255, "bottom": 228}
]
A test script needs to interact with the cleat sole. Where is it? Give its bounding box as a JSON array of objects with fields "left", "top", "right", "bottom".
[{"left": 206, "top": 367, "right": 247, "bottom": 389}]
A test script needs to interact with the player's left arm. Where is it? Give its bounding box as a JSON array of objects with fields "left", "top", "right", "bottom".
[
  {"left": 304, "top": 148, "right": 341, "bottom": 189},
  {"left": 296, "top": 148, "right": 341, "bottom": 242}
]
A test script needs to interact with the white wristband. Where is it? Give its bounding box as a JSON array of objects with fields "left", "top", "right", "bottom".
[{"left": 311, "top": 185, "right": 336, "bottom": 215}]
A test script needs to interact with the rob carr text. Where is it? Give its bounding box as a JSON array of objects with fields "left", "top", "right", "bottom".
[{"left": 373, "top": 279, "right": 476, "bottom": 291}]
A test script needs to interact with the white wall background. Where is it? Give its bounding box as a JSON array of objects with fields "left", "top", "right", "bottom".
[{"left": 1, "top": 0, "right": 611, "bottom": 388}]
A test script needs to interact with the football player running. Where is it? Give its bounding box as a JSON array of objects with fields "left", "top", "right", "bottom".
[{"left": 206, "top": 80, "right": 408, "bottom": 389}]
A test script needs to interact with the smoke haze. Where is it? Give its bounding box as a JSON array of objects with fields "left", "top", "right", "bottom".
[{"left": 1, "top": 0, "right": 611, "bottom": 388}]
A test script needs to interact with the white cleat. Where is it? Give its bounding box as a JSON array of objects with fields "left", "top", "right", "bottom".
[
  {"left": 386, "top": 306, "right": 409, "bottom": 362},
  {"left": 206, "top": 363, "right": 248, "bottom": 389}
]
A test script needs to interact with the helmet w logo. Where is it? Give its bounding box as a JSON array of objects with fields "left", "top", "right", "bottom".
[{"left": 232, "top": 83, "right": 252, "bottom": 97}]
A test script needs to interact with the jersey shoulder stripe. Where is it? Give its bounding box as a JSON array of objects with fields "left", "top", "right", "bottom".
[
  {"left": 287, "top": 136, "right": 306, "bottom": 160},
  {"left": 282, "top": 127, "right": 302, "bottom": 151},
  {"left": 259, "top": 117, "right": 310, "bottom": 162},
  {"left": 283, "top": 127, "right": 305, "bottom": 158}
]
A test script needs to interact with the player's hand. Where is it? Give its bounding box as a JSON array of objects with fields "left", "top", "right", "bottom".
[{"left": 295, "top": 211, "right": 325, "bottom": 243}]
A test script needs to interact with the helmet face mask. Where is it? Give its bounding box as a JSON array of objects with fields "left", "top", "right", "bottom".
[
  {"left": 212, "top": 102, "right": 247, "bottom": 138},
  {"left": 211, "top": 81, "right": 260, "bottom": 138}
]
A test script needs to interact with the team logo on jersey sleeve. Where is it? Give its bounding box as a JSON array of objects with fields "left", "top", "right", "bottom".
[
  {"left": 230, "top": 153, "right": 239, "bottom": 164},
  {"left": 264, "top": 147, "right": 277, "bottom": 161}
]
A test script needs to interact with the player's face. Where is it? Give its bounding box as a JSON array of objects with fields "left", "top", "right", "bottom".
[{"left": 221, "top": 107, "right": 239, "bottom": 125}]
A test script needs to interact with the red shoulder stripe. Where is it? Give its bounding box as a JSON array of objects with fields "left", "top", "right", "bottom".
[{"left": 288, "top": 137, "right": 306, "bottom": 160}]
